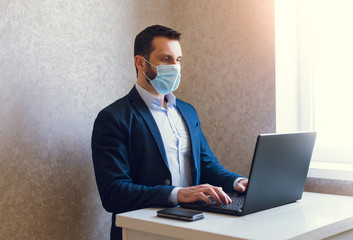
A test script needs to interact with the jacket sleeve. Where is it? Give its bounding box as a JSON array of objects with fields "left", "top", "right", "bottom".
[
  {"left": 91, "top": 109, "right": 175, "bottom": 213},
  {"left": 199, "top": 131, "right": 244, "bottom": 193},
  {"left": 177, "top": 99, "right": 244, "bottom": 193}
]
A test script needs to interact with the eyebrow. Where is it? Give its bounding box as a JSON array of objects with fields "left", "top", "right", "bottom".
[{"left": 157, "top": 54, "right": 182, "bottom": 59}]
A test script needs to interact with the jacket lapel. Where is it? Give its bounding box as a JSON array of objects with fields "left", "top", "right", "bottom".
[
  {"left": 128, "top": 86, "right": 169, "bottom": 168},
  {"left": 176, "top": 99, "right": 199, "bottom": 185}
]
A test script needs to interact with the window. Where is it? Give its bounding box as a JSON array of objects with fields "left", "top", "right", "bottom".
[{"left": 275, "top": 0, "right": 353, "bottom": 167}]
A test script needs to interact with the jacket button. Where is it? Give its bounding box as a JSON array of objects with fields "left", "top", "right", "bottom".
[{"left": 164, "top": 179, "right": 171, "bottom": 185}]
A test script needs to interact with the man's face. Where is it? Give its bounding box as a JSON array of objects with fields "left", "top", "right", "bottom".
[{"left": 144, "top": 36, "right": 182, "bottom": 81}]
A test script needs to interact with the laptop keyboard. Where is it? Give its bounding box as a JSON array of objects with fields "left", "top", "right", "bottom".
[
  {"left": 205, "top": 192, "right": 244, "bottom": 211},
  {"left": 179, "top": 192, "right": 245, "bottom": 215}
]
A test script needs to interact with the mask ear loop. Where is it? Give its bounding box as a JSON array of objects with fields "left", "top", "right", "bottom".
[
  {"left": 142, "top": 57, "right": 157, "bottom": 68},
  {"left": 143, "top": 71, "right": 152, "bottom": 81},
  {"left": 142, "top": 56, "right": 156, "bottom": 82}
]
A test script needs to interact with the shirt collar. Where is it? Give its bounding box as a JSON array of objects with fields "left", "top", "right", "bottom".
[{"left": 135, "top": 84, "right": 176, "bottom": 108}]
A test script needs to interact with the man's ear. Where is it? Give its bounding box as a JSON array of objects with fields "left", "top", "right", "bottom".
[{"left": 135, "top": 55, "right": 145, "bottom": 72}]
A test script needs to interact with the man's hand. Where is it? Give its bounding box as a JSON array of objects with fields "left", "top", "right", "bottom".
[
  {"left": 177, "top": 184, "right": 232, "bottom": 204},
  {"left": 236, "top": 179, "right": 248, "bottom": 193}
]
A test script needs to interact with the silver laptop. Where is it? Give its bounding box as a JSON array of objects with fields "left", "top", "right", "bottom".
[{"left": 180, "top": 132, "right": 317, "bottom": 216}]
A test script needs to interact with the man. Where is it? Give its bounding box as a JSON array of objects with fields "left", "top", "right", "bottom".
[{"left": 91, "top": 25, "right": 248, "bottom": 240}]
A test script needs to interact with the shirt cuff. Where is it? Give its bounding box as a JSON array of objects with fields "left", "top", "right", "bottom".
[
  {"left": 233, "top": 177, "right": 247, "bottom": 192},
  {"left": 168, "top": 187, "right": 182, "bottom": 205}
]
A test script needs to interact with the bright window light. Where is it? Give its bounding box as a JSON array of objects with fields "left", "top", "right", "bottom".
[
  {"left": 307, "top": 0, "right": 353, "bottom": 149},
  {"left": 276, "top": 0, "right": 353, "bottom": 163}
]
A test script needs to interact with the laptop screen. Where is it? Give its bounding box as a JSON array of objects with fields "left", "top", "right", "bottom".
[{"left": 242, "top": 132, "right": 316, "bottom": 215}]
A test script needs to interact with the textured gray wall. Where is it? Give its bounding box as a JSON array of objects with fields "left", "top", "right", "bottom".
[
  {"left": 1, "top": 1, "right": 173, "bottom": 239},
  {"left": 1, "top": 0, "right": 275, "bottom": 239}
]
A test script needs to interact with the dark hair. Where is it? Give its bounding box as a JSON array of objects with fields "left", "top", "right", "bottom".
[{"left": 134, "top": 25, "right": 181, "bottom": 73}]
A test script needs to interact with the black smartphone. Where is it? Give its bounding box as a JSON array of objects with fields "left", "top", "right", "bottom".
[{"left": 157, "top": 208, "right": 205, "bottom": 221}]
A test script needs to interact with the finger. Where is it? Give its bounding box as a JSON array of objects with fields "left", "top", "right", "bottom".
[
  {"left": 236, "top": 180, "right": 247, "bottom": 192},
  {"left": 221, "top": 188, "right": 232, "bottom": 203},
  {"left": 220, "top": 190, "right": 232, "bottom": 204},
  {"left": 197, "top": 192, "right": 212, "bottom": 204},
  {"left": 240, "top": 179, "right": 248, "bottom": 192},
  {"left": 206, "top": 186, "right": 232, "bottom": 204},
  {"left": 194, "top": 185, "right": 220, "bottom": 203},
  {"left": 194, "top": 185, "right": 218, "bottom": 203},
  {"left": 177, "top": 186, "right": 211, "bottom": 203},
  {"left": 212, "top": 187, "right": 231, "bottom": 204},
  {"left": 225, "top": 193, "right": 232, "bottom": 203},
  {"left": 238, "top": 184, "right": 245, "bottom": 193},
  {"left": 243, "top": 179, "right": 248, "bottom": 188}
]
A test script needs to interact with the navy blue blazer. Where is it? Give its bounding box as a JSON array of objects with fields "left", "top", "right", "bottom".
[{"left": 91, "top": 86, "right": 242, "bottom": 239}]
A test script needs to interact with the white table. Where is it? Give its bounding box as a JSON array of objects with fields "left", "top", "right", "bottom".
[{"left": 116, "top": 192, "right": 353, "bottom": 240}]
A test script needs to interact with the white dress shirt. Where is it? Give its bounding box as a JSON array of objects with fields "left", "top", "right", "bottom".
[{"left": 136, "top": 84, "right": 192, "bottom": 187}]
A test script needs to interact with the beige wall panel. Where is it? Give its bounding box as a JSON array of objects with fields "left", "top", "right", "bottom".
[{"left": 173, "top": 0, "right": 276, "bottom": 176}]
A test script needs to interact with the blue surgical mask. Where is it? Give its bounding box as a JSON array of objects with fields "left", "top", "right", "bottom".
[{"left": 143, "top": 57, "right": 181, "bottom": 95}]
